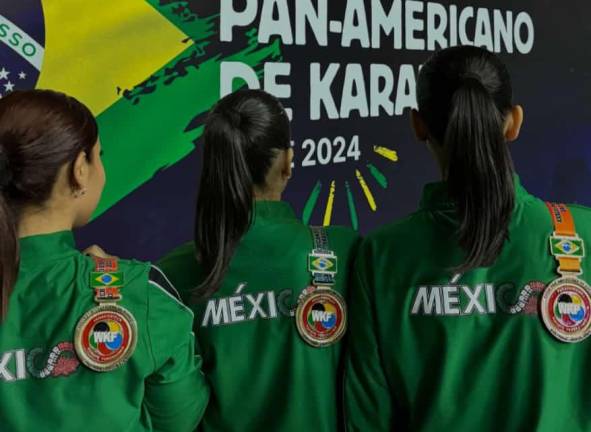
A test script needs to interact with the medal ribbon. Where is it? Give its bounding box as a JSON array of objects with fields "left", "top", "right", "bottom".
[
  {"left": 311, "top": 226, "right": 330, "bottom": 252},
  {"left": 309, "top": 227, "right": 338, "bottom": 286},
  {"left": 76, "top": 256, "right": 136, "bottom": 371},
  {"left": 91, "top": 257, "right": 124, "bottom": 303},
  {"left": 546, "top": 202, "right": 584, "bottom": 275},
  {"left": 93, "top": 256, "right": 118, "bottom": 273}
]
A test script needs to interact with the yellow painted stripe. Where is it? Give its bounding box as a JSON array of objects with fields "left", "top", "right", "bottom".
[
  {"left": 37, "top": 0, "right": 188, "bottom": 114},
  {"left": 322, "top": 180, "right": 336, "bottom": 226},
  {"left": 373, "top": 145, "right": 399, "bottom": 162},
  {"left": 356, "top": 169, "right": 377, "bottom": 211}
]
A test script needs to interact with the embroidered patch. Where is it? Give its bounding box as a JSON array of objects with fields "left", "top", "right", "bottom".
[
  {"left": 90, "top": 272, "right": 124, "bottom": 287},
  {"left": 550, "top": 236, "right": 584, "bottom": 258}
]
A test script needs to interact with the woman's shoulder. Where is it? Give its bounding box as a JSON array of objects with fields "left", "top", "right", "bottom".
[
  {"left": 324, "top": 224, "right": 360, "bottom": 244},
  {"left": 321, "top": 225, "right": 361, "bottom": 265},
  {"left": 79, "top": 251, "right": 190, "bottom": 311},
  {"left": 117, "top": 257, "right": 193, "bottom": 321},
  {"left": 567, "top": 203, "right": 591, "bottom": 237},
  {"left": 158, "top": 242, "right": 198, "bottom": 269},
  {"left": 156, "top": 242, "right": 202, "bottom": 299},
  {"left": 568, "top": 202, "right": 591, "bottom": 218},
  {"left": 521, "top": 198, "right": 591, "bottom": 235},
  {"left": 79, "top": 252, "right": 151, "bottom": 285},
  {"left": 363, "top": 211, "right": 428, "bottom": 247}
]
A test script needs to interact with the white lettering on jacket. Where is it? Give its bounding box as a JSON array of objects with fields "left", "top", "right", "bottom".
[
  {"left": 411, "top": 274, "right": 496, "bottom": 316},
  {"left": 201, "top": 283, "right": 291, "bottom": 327},
  {"left": 0, "top": 342, "right": 80, "bottom": 383}
]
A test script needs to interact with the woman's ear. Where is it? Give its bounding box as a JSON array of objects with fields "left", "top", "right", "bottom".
[
  {"left": 504, "top": 105, "right": 524, "bottom": 142},
  {"left": 72, "top": 150, "right": 89, "bottom": 193},
  {"left": 410, "top": 109, "right": 429, "bottom": 142},
  {"left": 283, "top": 147, "right": 294, "bottom": 180}
]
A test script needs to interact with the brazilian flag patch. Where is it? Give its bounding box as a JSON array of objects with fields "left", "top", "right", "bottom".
[
  {"left": 90, "top": 272, "right": 125, "bottom": 287},
  {"left": 308, "top": 255, "right": 338, "bottom": 274},
  {"left": 550, "top": 236, "right": 585, "bottom": 258}
]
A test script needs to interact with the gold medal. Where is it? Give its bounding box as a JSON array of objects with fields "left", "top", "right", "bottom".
[
  {"left": 296, "top": 286, "right": 347, "bottom": 347},
  {"left": 296, "top": 227, "right": 347, "bottom": 347},
  {"left": 74, "top": 257, "right": 137, "bottom": 371},
  {"left": 74, "top": 303, "right": 137, "bottom": 372},
  {"left": 540, "top": 276, "right": 591, "bottom": 343},
  {"left": 541, "top": 203, "right": 591, "bottom": 343}
]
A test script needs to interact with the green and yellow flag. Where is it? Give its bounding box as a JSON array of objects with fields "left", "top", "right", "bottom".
[{"left": 3, "top": 1, "right": 280, "bottom": 217}]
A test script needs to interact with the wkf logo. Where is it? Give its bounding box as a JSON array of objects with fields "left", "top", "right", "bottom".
[{"left": 0, "top": 0, "right": 45, "bottom": 97}]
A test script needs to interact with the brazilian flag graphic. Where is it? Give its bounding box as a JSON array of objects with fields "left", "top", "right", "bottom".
[
  {"left": 1, "top": 1, "right": 281, "bottom": 259},
  {"left": 0, "top": 0, "right": 45, "bottom": 95}
]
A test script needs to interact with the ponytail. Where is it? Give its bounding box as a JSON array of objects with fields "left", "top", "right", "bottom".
[
  {"left": 194, "top": 113, "right": 254, "bottom": 299},
  {"left": 0, "top": 151, "right": 18, "bottom": 320},
  {"left": 0, "top": 89, "right": 99, "bottom": 320},
  {"left": 416, "top": 46, "right": 516, "bottom": 273},
  {"left": 445, "top": 77, "right": 514, "bottom": 272},
  {"left": 193, "top": 90, "right": 291, "bottom": 300}
]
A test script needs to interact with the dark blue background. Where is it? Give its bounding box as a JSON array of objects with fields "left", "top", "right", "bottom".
[{"left": 74, "top": 0, "right": 591, "bottom": 262}]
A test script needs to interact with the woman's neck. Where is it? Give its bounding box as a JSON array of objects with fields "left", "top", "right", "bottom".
[
  {"left": 254, "top": 189, "right": 282, "bottom": 201},
  {"left": 18, "top": 206, "right": 73, "bottom": 238}
]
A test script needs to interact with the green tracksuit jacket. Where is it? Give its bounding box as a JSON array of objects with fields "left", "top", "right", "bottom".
[
  {"left": 0, "top": 231, "right": 209, "bottom": 431},
  {"left": 344, "top": 177, "right": 591, "bottom": 431},
  {"left": 159, "top": 201, "right": 359, "bottom": 432}
]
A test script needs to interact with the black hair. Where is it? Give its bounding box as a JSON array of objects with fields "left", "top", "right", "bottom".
[
  {"left": 0, "top": 89, "right": 98, "bottom": 318},
  {"left": 417, "top": 45, "right": 515, "bottom": 272},
  {"left": 194, "top": 89, "right": 291, "bottom": 299}
]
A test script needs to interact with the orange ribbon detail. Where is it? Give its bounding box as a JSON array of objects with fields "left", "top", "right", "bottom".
[{"left": 546, "top": 202, "right": 581, "bottom": 274}]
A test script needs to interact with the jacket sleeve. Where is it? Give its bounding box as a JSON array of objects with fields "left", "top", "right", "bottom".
[
  {"left": 344, "top": 245, "right": 393, "bottom": 431},
  {"left": 144, "top": 265, "right": 210, "bottom": 432}
]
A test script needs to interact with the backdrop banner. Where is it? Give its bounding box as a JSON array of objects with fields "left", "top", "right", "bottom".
[{"left": 1, "top": 1, "right": 589, "bottom": 260}]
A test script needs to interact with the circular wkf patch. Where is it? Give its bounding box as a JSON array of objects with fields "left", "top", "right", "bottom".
[
  {"left": 296, "top": 287, "right": 347, "bottom": 347},
  {"left": 74, "top": 304, "right": 137, "bottom": 371},
  {"left": 540, "top": 276, "right": 591, "bottom": 343}
]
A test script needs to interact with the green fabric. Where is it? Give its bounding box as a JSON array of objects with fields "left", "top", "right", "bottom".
[
  {"left": 159, "top": 201, "right": 359, "bottom": 432},
  {"left": 0, "top": 231, "right": 209, "bottom": 432},
  {"left": 345, "top": 176, "right": 591, "bottom": 431}
]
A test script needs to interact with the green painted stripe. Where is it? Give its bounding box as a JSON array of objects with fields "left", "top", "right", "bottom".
[
  {"left": 146, "top": 0, "right": 217, "bottom": 42},
  {"left": 345, "top": 181, "right": 359, "bottom": 231},
  {"left": 302, "top": 181, "right": 322, "bottom": 225},
  {"left": 93, "top": 22, "right": 282, "bottom": 218},
  {"left": 367, "top": 163, "right": 388, "bottom": 188}
]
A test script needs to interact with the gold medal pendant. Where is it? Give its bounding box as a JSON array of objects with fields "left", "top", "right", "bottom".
[
  {"left": 296, "top": 286, "right": 347, "bottom": 347},
  {"left": 74, "top": 257, "right": 138, "bottom": 371},
  {"left": 540, "top": 276, "right": 591, "bottom": 343},
  {"left": 296, "top": 227, "right": 347, "bottom": 348},
  {"left": 542, "top": 203, "right": 591, "bottom": 343},
  {"left": 74, "top": 303, "right": 137, "bottom": 372}
]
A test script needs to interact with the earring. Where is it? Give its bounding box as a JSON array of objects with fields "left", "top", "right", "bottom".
[{"left": 74, "top": 188, "right": 87, "bottom": 198}]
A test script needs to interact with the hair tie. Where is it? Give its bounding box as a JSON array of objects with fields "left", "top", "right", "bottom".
[
  {"left": 461, "top": 73, "right": 483, "bottom": 87},
  {"left": 225, "top": 109, "right": 243, "bottom": 128}
]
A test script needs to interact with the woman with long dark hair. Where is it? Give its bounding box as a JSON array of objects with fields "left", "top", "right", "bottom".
[
  {"left": 0, "top": 90, "right": 209, "bottom": 431},
  {"left": 345, "top": 45, "right": 591, "bottom": 431},
  {"left": 159, "top": 89, "right": 359, "bottom": 432}
]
